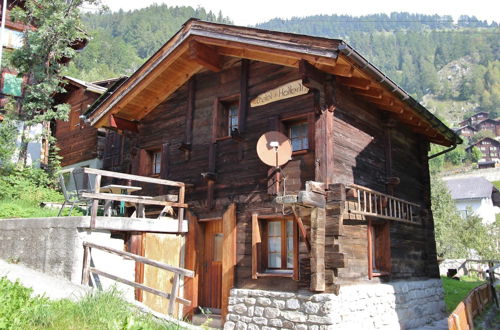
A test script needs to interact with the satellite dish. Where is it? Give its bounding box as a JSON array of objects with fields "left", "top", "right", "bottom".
[{"left": 256, "top": 131, "right": 293, "bottom": 167}]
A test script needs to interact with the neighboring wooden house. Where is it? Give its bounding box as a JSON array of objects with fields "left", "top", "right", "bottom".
[
  {"left": 84, "top": 20, "right": 461, "bottom": 329},
  {"left": 459, "top": 111, "right": 490, "bottom": 127},
  {"left": 466, "top": 137, "right": 500, "bottom": 163},
  {"left": 445, "top": 177, "right": 500, "bottom": 224},
  {"left": 454, "top": 124, "right": 477, "bottom": 138},
  {"left": 475, "top": 118, "right": 500, "bottom": 137},
  {"left": 53, "top": 77, "right": 107, "bottom": 169}
]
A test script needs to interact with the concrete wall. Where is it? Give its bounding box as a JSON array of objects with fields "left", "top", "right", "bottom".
[
  {"left": 0, "top": 217, "right": 134, "bottom": 296},
  {"left": 224, "top": 279, "right": 446, "bottom": 330}
]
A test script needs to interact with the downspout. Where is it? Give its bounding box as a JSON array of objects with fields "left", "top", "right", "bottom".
[{"left": 428, "top": 143, "right": 457, "bottom": 160}]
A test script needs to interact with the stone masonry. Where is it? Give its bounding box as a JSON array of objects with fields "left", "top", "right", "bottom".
[{"left": 224, "top": 279, "right": 445, "bottom": 330}]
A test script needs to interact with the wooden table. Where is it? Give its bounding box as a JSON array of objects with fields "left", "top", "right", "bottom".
[{"left": 100, "top": 184, "right": 142, "bottom": 216}]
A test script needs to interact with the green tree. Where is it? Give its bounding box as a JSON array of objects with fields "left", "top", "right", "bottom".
[
  {"left": 8, "top": 0, "right": 101, "bottom": 167},
  {"left": 0, "top": 118, "right": 18, "bottom": 167},
  {"left": 468, "top": 146, "right": 482, "bottom": 163},
  {"left": 431, "top": 178, "right": 468, "bottom": 258}
]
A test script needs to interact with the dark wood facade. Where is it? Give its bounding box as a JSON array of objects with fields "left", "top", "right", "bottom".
[
  {"left": 85, "top": 20, "right": 461, "bottom": 318},
  {"left": 54, "top": 78, "right": 106, "bottom": 167}
]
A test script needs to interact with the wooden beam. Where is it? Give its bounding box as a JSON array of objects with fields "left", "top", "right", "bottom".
[
  {"left": 353, "top": 87, "right": 383, "bottom": 99},
  {"left": 314, "top": 110, "right": 335, "bottom": 185},
  {"left": 251, "top": 213, "right": 261, "bottom": 280},
  {"left": 318, "top": 63, "right": 353, "bottom": 77},
  {"left": 188, "top": 40, "right": 221, "bottom": 72},
  {"left": 337, "top": 76, "right": 371, "bottom": 90},
  {"left": 299, "top": 60, "right": 327, "bottom": 87},
  {"left": 221, "top": 203, "right": 236, "bottom": 324},
  {"left": 239, "top": 59, "right": 249, "bottom": 133},
  {"left": 310, "top": 207, "right": 326, "bottom": 292},
  {"left": 184, "top": 77, "right": 195, "bottom": 146},
  {"left": 109, "top": 115, "right": 138, "bottom": 133},
  {"left": 363, "top": 95, "right": 394, "bottom": 107},
  {"left": 376, "top": 104, "right": 404, "bottom": 114}
]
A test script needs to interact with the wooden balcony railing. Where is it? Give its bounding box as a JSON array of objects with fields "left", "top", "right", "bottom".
[
  {"left": 80, "top": 168, "right": 187, "bottom": 232},
  {"left": 345, "top": 184, "right": 420, "bottom": 224}
]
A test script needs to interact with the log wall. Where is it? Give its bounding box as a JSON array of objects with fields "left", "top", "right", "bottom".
[{"left": 106, "top": 59, "right": 439, "bottom": 291}]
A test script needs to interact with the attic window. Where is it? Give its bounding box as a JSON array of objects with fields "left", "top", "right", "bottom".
[{"left": 215, "top": 97, "right": 240, "bottom": 140}]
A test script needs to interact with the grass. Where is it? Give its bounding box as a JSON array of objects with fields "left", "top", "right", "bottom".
[
  {"left": 441, "top": 276, "right": 486, "bottom": 313},
  {"left": 0, "top": 276, "right": 180, "bottom": 329},
  {"left": 0, "top": 200, "right": 83, "bottom": 219}
]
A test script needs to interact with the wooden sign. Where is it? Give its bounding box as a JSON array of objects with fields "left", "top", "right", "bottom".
[{"left": 251, "top": 79, "right": 309, "bottom": 107}]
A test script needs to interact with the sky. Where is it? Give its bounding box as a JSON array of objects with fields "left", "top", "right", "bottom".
[{"left": 99, "top": 0, "right": 500, "bottom": 26}]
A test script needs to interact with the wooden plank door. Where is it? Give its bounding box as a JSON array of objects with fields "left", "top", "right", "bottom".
[{"left": 200, "top": 219, "right": 223, "bottom": 310}]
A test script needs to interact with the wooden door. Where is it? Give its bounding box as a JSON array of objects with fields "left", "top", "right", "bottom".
[{"left": 200, "top": 220, "right": 223, "bottom": 310}]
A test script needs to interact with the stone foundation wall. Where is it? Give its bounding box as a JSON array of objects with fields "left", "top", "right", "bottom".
[{"left": 224, "top": 279, "right": 445, "bottom": 330}]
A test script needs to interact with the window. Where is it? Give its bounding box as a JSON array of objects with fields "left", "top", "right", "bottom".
[
  {"left": 367, "top": 219, "right": 391, "bottom": 279},
  {"left": 152, "top": 151, "right": 161, "bottom": 175},
  {"left": 252, "top": 214, "right": 298, "bottom": 279},
  {"left": 215, "top": 98, "right": 239, "bottom": 139},
  {"left": 267, "top": 220, "right": 294, "bottom": 269},
  {"left": 491, "top": 147, "right": 497, "bottom": 151},
  {"left": 228, "top": 103, "right": 239, "bottom": 135},
  {"left": 287, "top": 121, "right": 309, "bottom": 152}
]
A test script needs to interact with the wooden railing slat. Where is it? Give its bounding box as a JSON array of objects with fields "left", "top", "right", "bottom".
[
  {"left": 81, "top": 192, "right": 188, "bottom": 208},
  {"left": 83, "top": 241, "right": 194, "bottom": 277},
  {"left": 90, "top": 267, "right": 190, "bottom": 305},
  {"left": 83, "top": 167, "right": 185, "bottom": 187}
]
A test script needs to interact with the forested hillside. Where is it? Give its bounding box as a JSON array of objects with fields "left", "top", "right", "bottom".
[{"left": 65, "top": 7, "right": 500, "bottom": 125}]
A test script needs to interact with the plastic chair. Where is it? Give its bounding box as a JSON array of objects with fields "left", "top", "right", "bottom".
[{"left": 57, "top": 168, "right": 87, "bottom": 216}]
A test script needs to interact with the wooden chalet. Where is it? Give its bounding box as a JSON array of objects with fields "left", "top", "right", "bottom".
[
  {"left": 84, "top": 19, "right": 461, "bottom": 328},
  {"left": 466, "top": 137, "right": 500, "bottom": 163}
]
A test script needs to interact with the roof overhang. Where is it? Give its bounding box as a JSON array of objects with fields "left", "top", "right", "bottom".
[{"left": 85, "top": 19, "right": 461, "bottom": 147}]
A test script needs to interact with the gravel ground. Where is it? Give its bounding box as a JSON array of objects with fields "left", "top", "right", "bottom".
[{"left": 0, "top": 259, "right": 90, "bottom": 301}]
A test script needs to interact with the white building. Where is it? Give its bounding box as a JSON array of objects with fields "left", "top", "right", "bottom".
[{"left": 445, "top": 177, "right": 500, "bottom": 225}]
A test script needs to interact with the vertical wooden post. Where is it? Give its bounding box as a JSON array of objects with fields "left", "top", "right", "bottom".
[
  {"left": 239, "top": 59, "right": 249, "bottom": 134},
  {"left": 82, "top": 245, "right": 91, "bottom": 285},
  {"left": 310, "top": 206, "right": 326, "bottom": 292},
  {"left": 314, "top": 110, "right": 334, "bottom": 185},
  {"left": 183, "top": 211, "right": 200, "bottom": 318},
  {"left": 178, "top": 185, "right": 186, "bottom": 233},
  {"left": 251, "top": 213, "right": 261, "bottom": 280},
  {"left": 168, "top": 273, "right": 180, "bottom": 315},
  {"left": 221, "top": 203, "right": 236, "bottom": 324},
  {"left": 90, "top": 174, "right": 101, "bottom": 229}
]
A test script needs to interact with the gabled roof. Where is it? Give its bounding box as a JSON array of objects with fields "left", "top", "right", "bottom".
[
  {"left": 475, "top": 118, "right": 499, "bottom": 126},
  {"left": 454, "top": 125, "right": 477, "bottom": 132},
  {"left": 445, "top": 177, "right": 496, "bottom": 200},
  {"left": 85, "top": 19, "right": 461, "bottom": 146},
  {"left": 63, "top": 76, "right": 107, "bottom": 94}
]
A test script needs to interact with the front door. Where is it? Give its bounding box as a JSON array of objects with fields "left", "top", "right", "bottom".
[{"left": 200, "top": 220, "right": 223, "bottom": 311}]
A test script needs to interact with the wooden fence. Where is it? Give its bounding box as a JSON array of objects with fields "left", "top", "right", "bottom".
[
  {"left": 82, "top": 241, "right": 194, "bottom": 316},
  {"left": 80, "top": 168, "right": 187, "bottom": 232},
  {"left": 448, "top": 283, "right": 493, "bottom": 330}
]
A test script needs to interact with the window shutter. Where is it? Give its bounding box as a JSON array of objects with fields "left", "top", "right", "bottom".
[
  {"left": 138, "top": 149, "right": 150, "bottom": 176},
  {"left": 252, "top": 213, "right": 262, "bottom": 279},
  {"left": 160, "top": 143, "right": 170, "bottom": 179}
]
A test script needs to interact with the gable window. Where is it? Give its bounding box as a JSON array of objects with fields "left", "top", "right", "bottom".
[
  {"left": 152, "top": 151, "right": 162, "bottom": 175},
  {"left": 367, "top": 219, "right": 391, "bottom": 279},
  {"left": 252, "top": 214, "right": 299, "bottom": 279},
  {"left": 228, "top": 103, "right": 239, "bottom": 135},
  {"left": 214, "top": 98, "right": 239, "bottom": 139}
]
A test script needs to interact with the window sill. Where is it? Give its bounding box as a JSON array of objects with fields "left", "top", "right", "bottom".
[
  {"left": 256, "top": 271, "right": 293, "bottom": 278},
  {"left": 215, "top": 136, "right": 232, "bottom": 141},
  {"left": 292, "top": 149, "right": 309, "bottom": 156},
  {"left": 372, "top": 271, "right": 390, "bottom": 277}
]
